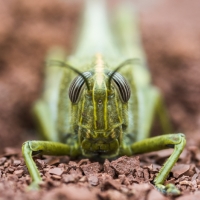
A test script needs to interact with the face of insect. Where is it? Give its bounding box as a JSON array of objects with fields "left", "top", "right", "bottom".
[{"left": 69, "top": 68, "right": 131, "bottom": 158}]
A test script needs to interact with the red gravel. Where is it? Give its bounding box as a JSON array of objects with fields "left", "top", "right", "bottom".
[{"left": 1, "top": 145, "right": 200, "bottom": 199}]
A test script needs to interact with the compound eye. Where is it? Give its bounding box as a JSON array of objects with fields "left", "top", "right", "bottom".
[
  {"left": 109, "top": 72, "right": 131, "bottom": 103},
  {"left": 68, "top": 71, "right": 92, "bottom": 103}
]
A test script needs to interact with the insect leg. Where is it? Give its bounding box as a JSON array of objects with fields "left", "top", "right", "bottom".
[
  {"left": 22, "top": 141, "right": 79, "bottom": 189},
  {"left": 155, "top": 90, "right": 172, "bottom": 135},
  {"left": 32, "top": 100, "right": 59, "bottom": 142},
  {"left": 135, "top": 86, "right": 171, "bottom": 141},
  {"left": 32, "top": 48, "right": 68, "bottom": 142},
  {"left": 131, "top": 133, "right": 186, "bottom": 195},
  {"left": 121, "top": 86, "right": 164, "bottom": 154}
]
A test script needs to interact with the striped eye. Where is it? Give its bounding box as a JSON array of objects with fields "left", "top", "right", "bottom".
[
  {"left": 68, "top": 71, "right": 92, "bottom": 103},
  {"left": 109, "top": 72, "right": 131, "bottom": 103}
]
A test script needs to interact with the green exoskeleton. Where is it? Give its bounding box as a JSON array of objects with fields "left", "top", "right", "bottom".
[{"left": 22, "top": 0, "right": 186, "bottom": 195}]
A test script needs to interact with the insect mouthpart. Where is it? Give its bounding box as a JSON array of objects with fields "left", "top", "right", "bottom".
[
  {"left": 79, "top": 127, "right": 122, "bottom": 157},
  {"left": 81, "top": 137, "right": 120, "bottom": 157}
]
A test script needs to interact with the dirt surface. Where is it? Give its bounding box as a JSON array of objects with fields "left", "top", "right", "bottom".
[
  {"left": 0, "top": 0, "right": 200, "bottom": 199},
  {"left": 1, "top": 146, "right": 200, "bottom": 200}
]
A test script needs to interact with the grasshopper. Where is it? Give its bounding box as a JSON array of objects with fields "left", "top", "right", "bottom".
[{"left": 22, "top": 0, "right": 186, "bottom": 195}]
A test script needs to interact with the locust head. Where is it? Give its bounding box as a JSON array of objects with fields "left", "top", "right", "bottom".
[{"left": 68, "top": 56, "right": 131, "bottom": 158}]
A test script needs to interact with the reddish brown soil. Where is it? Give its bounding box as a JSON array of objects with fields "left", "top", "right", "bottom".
[{"left": 0, "top": 0, "right": 200, "bottom": 199}]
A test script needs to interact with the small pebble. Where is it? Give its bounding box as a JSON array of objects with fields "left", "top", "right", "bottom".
[
  {"left": 0, "top": 157, "right": 7, "bottom": 165},
  {"left": 51, "top": 175, "right": 61, "bottom": 180},
  {"left": 180, "top": 180, "right": 191, "bottom": 186},
  {"left": 14, "top": 170, "right": 24, "bottom": 177},
  {"left": 49, "top": 167, "right": 63, "bottom": 176},
  {"left": 79, "top": 176, "right": 87, "bottom": 182},
  {"left": 8, "top": 167, "right": 14, "bottom": 173},
  {"left": 88, "top": 175, "right": 99, "bottom": 186},
  {"left": 36, "top": 159, "right": 45, "bottom": 168},
  {"left": 4, "top": 162, "right": 9, "bottom": 168},
  {"left": 13, "top": 160, "right": 21, "bottom": 166},
  {"left": 7, "top": 174, "right": 18, "bottom": 181},
  {"left": 62, "top": 174, "right": 76, "bottom": 183}
]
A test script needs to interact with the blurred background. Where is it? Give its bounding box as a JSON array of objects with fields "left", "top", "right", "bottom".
[{"left": 0, "top": 0, "right": 200, "bottom": 152}]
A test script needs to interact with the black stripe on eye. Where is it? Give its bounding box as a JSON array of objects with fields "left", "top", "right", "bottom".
[
  {"left": 108, "top": 72, "right": 131, "bottom": 102},
  {"left": 69, "top": 71, "right": 92, "bottom": 103}
]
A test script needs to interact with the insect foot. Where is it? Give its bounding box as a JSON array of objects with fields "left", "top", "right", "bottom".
[
  {"left": 153, "top": 133, "right": 186, "bottom": 196},
  {"left": 27, "top": 182, "right": 41, "bottom": 191},
  {"left": 156, "top": 183, "right": 180, "bottom": 196}
]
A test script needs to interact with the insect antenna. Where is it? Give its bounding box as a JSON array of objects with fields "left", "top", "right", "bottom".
[
  {"left": 108, "top": 58, "right": 140, "bottom": 89},
  {"left": 46, "top": 60, "right": 90, "bottom": 90}
]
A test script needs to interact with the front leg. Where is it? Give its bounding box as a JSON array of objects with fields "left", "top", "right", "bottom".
[
  {"left": 130, "top": 133, "right": 186, "bottom": 195},
  {"left": 22, "top": 141, "right": 80, "bottom": 189}
]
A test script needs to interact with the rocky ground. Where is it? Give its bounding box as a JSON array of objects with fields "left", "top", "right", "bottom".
[{"left": 0, "top": 0, "right": 200, "bottom": 199}]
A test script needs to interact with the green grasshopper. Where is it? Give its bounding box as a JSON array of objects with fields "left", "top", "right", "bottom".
[{"left": 22, "top": 0, "right": 186, "bottom": 195}]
